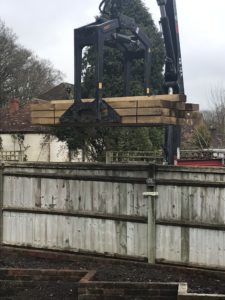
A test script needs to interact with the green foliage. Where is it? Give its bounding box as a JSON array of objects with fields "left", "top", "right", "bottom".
[
  {"left": 55, "top": 125, "right": 164, "bottom": 162},
  {"left": 148, "top": 127, "right": 165, "bottom": 150},
  {"left": 54, "top": 0, "right": 165, "bottom": 161}
]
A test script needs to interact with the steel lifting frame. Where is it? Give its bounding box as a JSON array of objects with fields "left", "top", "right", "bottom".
[
  {"left": 61, "top": 0, "right": 185, "bottom": 164},
  {"left": 60, "top": 14, "right": 152, "bottom": 123}
]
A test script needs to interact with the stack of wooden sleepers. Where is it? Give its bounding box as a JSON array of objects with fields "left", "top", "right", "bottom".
[{"left": 31, "top": 94, "right": 199, "bottom": 126}]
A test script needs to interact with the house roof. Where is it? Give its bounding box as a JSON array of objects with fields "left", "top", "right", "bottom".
[
  {"left": 38, "top": 82, "right": 74, "bottom": 101},
  {"left": 0, "top": 82, "right": 74, "bottom": 134}
]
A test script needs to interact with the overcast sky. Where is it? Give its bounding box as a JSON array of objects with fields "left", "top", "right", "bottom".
[{"left": 1, "top": 0, "right": 225, "bottom": 110}]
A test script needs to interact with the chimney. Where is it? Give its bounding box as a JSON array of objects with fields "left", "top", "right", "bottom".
[{"left": 9, "top": 98, "right": 20, "bottom": 114}]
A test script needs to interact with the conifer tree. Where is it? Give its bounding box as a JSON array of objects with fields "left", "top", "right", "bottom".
[{"left": 82, "top": 0, "right": 164, "bottom": 98}]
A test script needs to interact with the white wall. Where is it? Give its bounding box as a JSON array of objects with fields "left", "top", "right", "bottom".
[{"left": 0, "top": 133, "right": 82, "bottom": 162}]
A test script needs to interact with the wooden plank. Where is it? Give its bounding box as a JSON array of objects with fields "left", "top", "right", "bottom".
[
  {"left": 49, "top": 94, "right": 186, "bottom": 104},
  {"left": 120, "top": 116, "right": 184, "bottom": 125},
  {"left": 185, "top": 103, "right": 199, "bottom": 111},
  {"left": 31, "top": 111, "right": 55, "bottom": 118},
  {"left": 121, "top": 116, "right": 137, "bottom": 124},
  {"left": 30, "top": 103, "right": 54, "bottom": 111},
  {"left": 31, "top": 118, "right": 55, "bottom": 125},
  {"left": 55, "top": 118, "right": 60, "bottom": 124},
  {"left": 137, "top": 116, "right": 178, "bottom": 125},
  {"left": 142, "top": 116, "right": 184, "bottom": 125},
  {"left": 51, "top": 102, "right": 187, "bottom": 112},
  {"left": 32, "top": 95, "right": 187, "bottom": 113},
  {"left": 50, "top": 100, "right": 188, "bottom": 111},
  {"left": 53, "top": 103, "right": 72, "bottom": 110},
  {"left": 104, "top": 94, "right": 186, "bottom": 103},
  {"left": 31, "top": 110, "right": 65, "bottom": 118},
  {"left": 138, "top": 108, "right": 167, "bottom": 116},
  {"left": 114, "top": 108, "right": 137, "bottom": 116},
  {"left": 54, "top": 111, "right": 66, "bottom": 118},
  {"left": 52, "top": 100, "right": 170, "bottom": 111},
  {"left": 51, "top": 99, "right": 94, "bottom": 105},
  {"left": 107, "top": 101, "right": 137, "bottom": 109},
  {"left": 51, "top": 97, "right": 137, "bottom": 110},
  {"left": 32, "top": 113, "right": 186, "bottom": 126},
  {"left": 175, "top": 102, "right": 186, "bottom": 110},
  {"left": 137, "top": 108, "right": 185, "bottom": 118},
  {"left": 30, "top": 94, "right": 190, "bottom": 126},
  {"left": 50, "top": 100, "right": 74, "bottom": 105},
  {"left": 137, "top": 100, "right": 169, "bottom": 108}
]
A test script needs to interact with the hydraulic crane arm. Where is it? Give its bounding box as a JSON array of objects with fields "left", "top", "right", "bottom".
[
  {"left": 157, "top": 0, "right": 184, "bottom": 94},
  {"left": 99, "top": 0, "right": 184, "bottom": 94},
  {"left": 156, "top": 0, "right": 185, "bottom": 164},
  {"left": 99, "top": 0, "right": 129, "bottom": 18}
]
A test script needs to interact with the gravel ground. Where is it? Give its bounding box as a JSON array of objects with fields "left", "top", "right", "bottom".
[{"left": 0, "top": 248, "right": 225, "bottom": 299}]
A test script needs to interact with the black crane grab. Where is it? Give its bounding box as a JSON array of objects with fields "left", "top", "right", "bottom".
[
  {"left": 60, "top": 0, "right": 185, "bottom": 164},
  {"left": 61, "top": 0, "right": 152, "bottom": 124}
]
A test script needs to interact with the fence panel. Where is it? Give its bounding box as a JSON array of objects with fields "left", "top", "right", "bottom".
[
  {"left": 2, "top": 163, "right": 150, "bottom": 259},
  {"left": 156, "top": 166, "right": 225, "bottom": 268},
  {"left": 2, "top": 163, "right": 225, "bottom": 269}
]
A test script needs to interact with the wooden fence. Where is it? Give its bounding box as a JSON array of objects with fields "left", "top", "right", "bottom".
[
  {"left": 105, "top": 150, "right": 164, "bottom": 164},
  {"left": 0, "top": 151, "right": 24, "bottom": 162},
  {"left": 1, "top": 162, "right": 225, "bottom": 269}
]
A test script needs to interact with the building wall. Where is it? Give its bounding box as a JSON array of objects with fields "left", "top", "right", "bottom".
[{"left": 0, "top": 133, "right": 82, "bottom": 162}]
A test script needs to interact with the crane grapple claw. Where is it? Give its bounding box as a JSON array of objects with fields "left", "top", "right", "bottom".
[{"left": 60, "top": 100, "right": 121, "bottom": 124}]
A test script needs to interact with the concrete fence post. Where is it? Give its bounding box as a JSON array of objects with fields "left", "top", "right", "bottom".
[
  {"left": 0, "top": 163, "right": 4, "bottom": 246},
  {"left": 143, "top": 191, "right": 158, "bottom": 264},
  {"left": 105, "top": 151, "right": 111, "bottom": 164}
]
